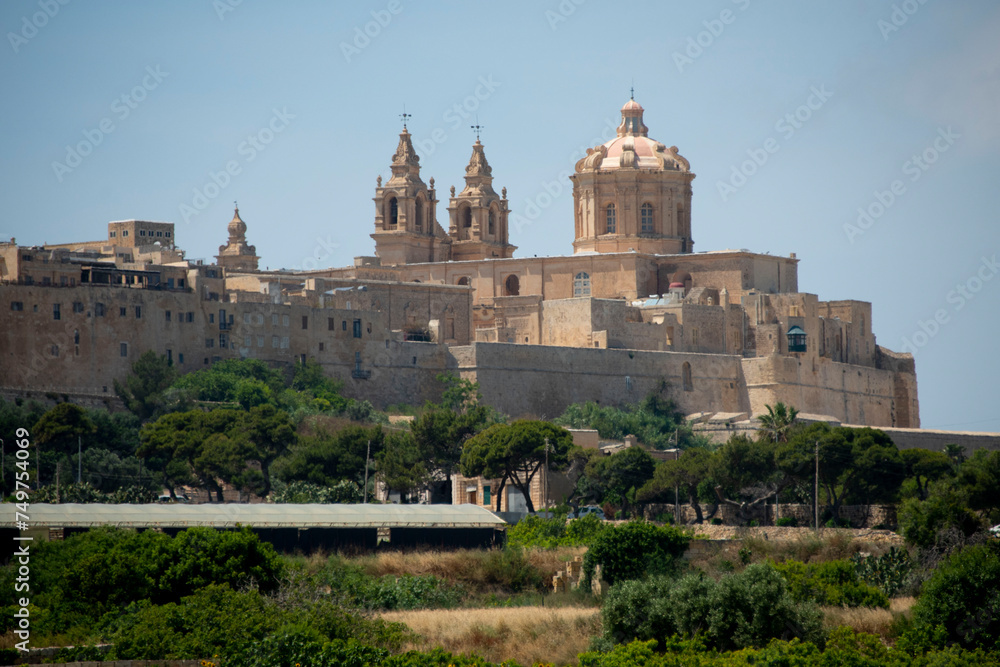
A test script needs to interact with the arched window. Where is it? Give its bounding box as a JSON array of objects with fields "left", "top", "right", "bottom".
[
  {"left": 504, "top": 274, "right": 520, "bottom": 296},
  {"left": 605, "top": 204, "right": 616, "bottom": 234},
  {"left": 388, "top": 197, "right": 398, "bottom": 228},
  {"left": 574, "top": 272, "right": 591, "bottom": 297},
  {"left": 488, "top": 210, "right": 496, "bottom": 235},
  {"left": 641, "top": 203, "right": 654, "bottom": 233},
  {"left": 414, "top": 197, "right": 424, "bottom": 232},
  {"left": 682, "top": 362, "right": 693, "bottom": 391},
  {"left": 462, "top": 206, "right": 473, "bottom": 228},
  {"left": 456, "top": 276, "right": 470, "bottom": 286}
]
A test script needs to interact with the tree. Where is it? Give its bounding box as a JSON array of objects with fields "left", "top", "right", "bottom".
[
  {"left": 233, "top": 404, "right": 296, "bottom": 497},
  {"left": 579, "top": 446, "right": 656, "bottom": 518},
  {"left": 33, "top": 403, "right": 96, "bottom": 487},
  {"left": 275, "top": 424, "right": 384, "bottom": 491},
  {"left": 460, "top": 420, "right": 574, "bottom": 513},
  {"left": 711, "top": 434, "right": 781, "bottom": 524},
  {"left": 898, "top": 480, "right": 983, "bottom": 548},
  {"left": 437, "top": 372, "right": 482, "bottom": 413},
  {"left": 639, "top": 448, "right": 715, "bottom": 523},
  {"left": 911, "top": 542, "right": 1000, "bottom": 650},
  {"left": 956, "top": 450, "right": 1000, "bottom": 519},
  {"left": 900, "top": 448, "right": 953, "bottom": 500},
  {"left": 756, "top": 402, "right": 799, "bottom": 443},
  {"left": 410, "top": 404, "right": 493, "bottom": 491},
  {"left": 377, "top": 430, "right": 428, "bottom": 501},
  {"left": 113, "top": 351, "right": 177, "bottom": 421}
]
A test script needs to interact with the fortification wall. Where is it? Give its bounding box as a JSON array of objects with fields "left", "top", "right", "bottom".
[
  {"left": 453, "top": 342, "right": 748, "bottom": 419},
  {"left": 741, "top": 355, "right": 918, "bottom": 428}
]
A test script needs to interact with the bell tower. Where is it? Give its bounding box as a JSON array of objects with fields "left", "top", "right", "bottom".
[
  {"left": 216, "top": 204, "right": 260, "bottom": 272},
  {"left": 372, "top": 116, "right": 451, "bottom": 265},
  {"left": 447, "top": 137, "right": 515, "bottom": 261}
]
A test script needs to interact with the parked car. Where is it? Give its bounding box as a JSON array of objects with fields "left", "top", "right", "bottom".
[
  {"left": 569, "top": 505, "right": 606, "bottom": 520},
  {"left": 157, "top": 493, "right": 190, "bottom": 503}
]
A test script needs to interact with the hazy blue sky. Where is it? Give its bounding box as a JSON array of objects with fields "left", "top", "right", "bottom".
[{"left": 2, "top": 1, "right": 997, "bottom": 431}]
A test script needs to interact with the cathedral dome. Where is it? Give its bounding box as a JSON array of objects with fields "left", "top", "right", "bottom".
[{"left": 576, "top": 98, "right": 691, "bottom": 173}]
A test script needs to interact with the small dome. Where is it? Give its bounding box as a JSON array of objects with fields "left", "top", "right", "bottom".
[{"left": 622, "top": 98, "right": 644, "bottom": 113}]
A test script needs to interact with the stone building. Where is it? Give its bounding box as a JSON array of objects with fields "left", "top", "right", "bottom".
[{"left": 1, "top": 96, "right": 919, "bottom": 439}]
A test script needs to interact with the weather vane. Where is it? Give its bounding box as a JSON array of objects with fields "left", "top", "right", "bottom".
[
  {"left": 470, "top": 116, "right": 484, "bottom": 141},
  {"left": 400, "top": 104, "right": 411, "bottom": 130},
  {"left": 630, "top": 79, "right": 635, "bottom": 100}
]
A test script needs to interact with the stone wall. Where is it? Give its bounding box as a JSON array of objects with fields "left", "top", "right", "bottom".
[
  {"left": 454, "top": 342, "right": 747, "bottom": 420},
  {"left": 741, "top": 354, "right": 917, "bottom": 428},
  {"left": 642, "top": 503, "right": 898, "bottom": 528}
]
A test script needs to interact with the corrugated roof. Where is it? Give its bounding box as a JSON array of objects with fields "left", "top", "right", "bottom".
[{"left": 1, "top": 504, "right": 506, "bottom": 529}]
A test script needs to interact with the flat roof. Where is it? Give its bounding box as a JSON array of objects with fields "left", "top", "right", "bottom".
[{"left": 1, "top": 503, "right": 507, "bottom": 529}]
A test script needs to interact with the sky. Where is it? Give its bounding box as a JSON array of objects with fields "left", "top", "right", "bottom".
[{"left": 1, "top": 1, "right": 998, "bottom": 432}]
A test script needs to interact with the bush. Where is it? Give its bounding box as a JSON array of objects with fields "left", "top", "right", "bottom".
[
  {"left": 772, "top": 559, "right": 889, "bottom": 608},
  {"left": 910, "top": 542, "right": 1000, "bottom": 650},
  {"left": 899, "top": 483, "right": 983, "bottom": 548},
  {"left": 705, "top": 563, "right": 824, "bottom": 651},
  {"left": 506, "top": 513, "right": 607, "bottom": 549},
  {"left": 599, "top": 564, "right": 823, "bottom": 652},
  {"left": 851, "top": 546, "right": 912, "bottom": 598},
  {"left": 584, "top": 521, "right": 690, "bottom": 587},
  {"left": 776, "top": 516, "right": 798, "bottom": 527}
]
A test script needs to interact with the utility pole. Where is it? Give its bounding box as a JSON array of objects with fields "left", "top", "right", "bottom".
[
  {"left": 814, "top": 440, "right": 820, "bottom": 532},
  {"left": 543, "top": 437, "right": 550, "bottom": 514},
  {"left": 673, "top": 429, "right": 680, "bottom": 526},
  {"left": 363, "top": 439, "right": 371, "bottom": 504},
  {"left": 77, "top": 435, "right": 82, "bottom": 484}
]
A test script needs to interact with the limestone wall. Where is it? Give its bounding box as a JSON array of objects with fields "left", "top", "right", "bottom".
[
  {"left": 453, "top": 342, "right": 748, "bottom": 419},
  {"left": 741, "top": 354, "right": 917, "bottom": 428}
]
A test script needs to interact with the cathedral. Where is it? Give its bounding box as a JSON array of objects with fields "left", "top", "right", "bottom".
[{"left": 1, "top": 97, "right": 921, "bottom": 432}]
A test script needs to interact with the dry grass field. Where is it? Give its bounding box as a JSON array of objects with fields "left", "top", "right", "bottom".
[
  {"left": 821, "top": 597, "right": 915, "bottom": 641},
  {"left": 382, "top": 606, "right": 601, "bottom": 666}
]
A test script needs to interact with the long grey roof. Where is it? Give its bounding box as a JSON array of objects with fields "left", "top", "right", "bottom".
[{"left": 1, "top": 503, "right": 506, "bottom": 529}]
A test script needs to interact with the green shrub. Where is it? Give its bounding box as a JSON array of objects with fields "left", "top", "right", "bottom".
[
  {"left": 705, "top": 563, "right": 824, "bottom": 651},
  {"left": 601, "top": 576, "right": 678, "bottom": 646},
  {"left": 599, "top": 564, "right": 823, "bottom": 653},
  {"left": 776, "top": 516, "right": 798, "bottom": 527},
  {"left": 507, "top": 513, "right": 608, "bottom": 549},
  {"left": 910, "top": 542, "right": 1000, "bottom": 650},
  {"left": 851, "top": 546, "right": 912, "bottom": 598},
  {"left": 772, "top": 559, "right": 889, "bottom": 609},
  {"left": 584, "top": 521, "right": 690, "bottom": 586}
]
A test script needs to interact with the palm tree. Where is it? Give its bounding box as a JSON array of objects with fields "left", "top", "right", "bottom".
[{"left": 756, "top": 403, "right": 799, "bottom": 443}]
